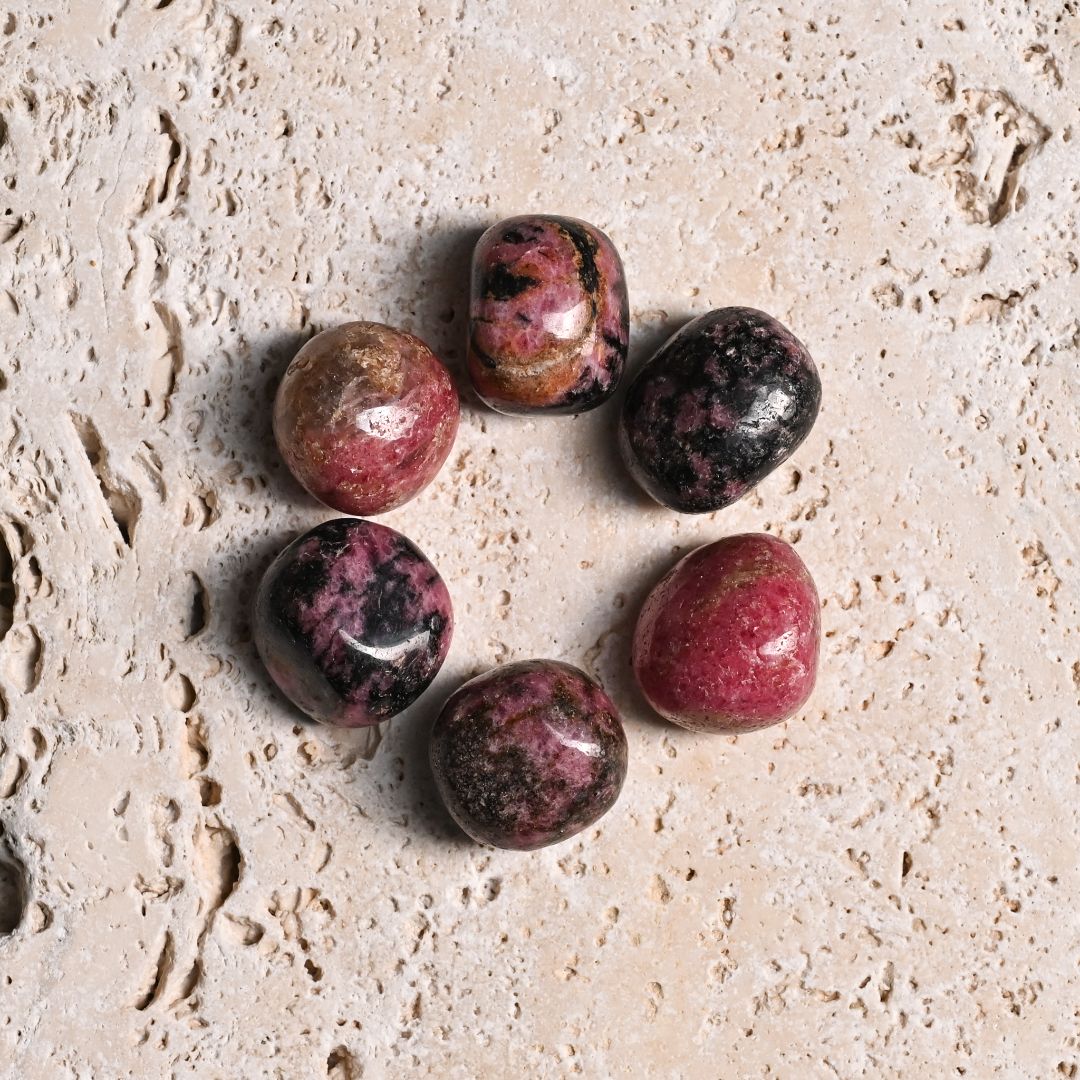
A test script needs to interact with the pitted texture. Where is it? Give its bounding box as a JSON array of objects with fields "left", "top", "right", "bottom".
[{"left": 0, "top": 1, "right": 1077, "bottom": 1077}]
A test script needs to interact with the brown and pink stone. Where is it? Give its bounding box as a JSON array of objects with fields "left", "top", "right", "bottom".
[
  {"left": 429, "top": 660, "right": 628, "bottom": 850},
  {"left": 274, "top": 321, "right": 460, "bottom": 516},
  {"left": 254, "top": 518, "right": 453, "bottom": 728},
  {"left": 467, "top": 215, "right": 629, "bottom": 415},
  {"left": 633, "top": 533, "right": 820, "bottom": 733}
]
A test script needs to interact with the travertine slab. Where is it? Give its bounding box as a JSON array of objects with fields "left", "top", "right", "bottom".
[{"left": 0, "top": 1, "right": 1077, "bottom": 1076}]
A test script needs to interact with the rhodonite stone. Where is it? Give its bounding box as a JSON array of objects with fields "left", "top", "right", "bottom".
[
  {"left": 620, "top": 307, "right": 821, "bottom": 513},
  {"left": 632, "top": 533, "right": 820, "bottom": 733},
  {"left": 467, "top": 215, "right": 629, "bottom": 415},
  {"left": 253, "top": 518, "right": 453, "bottom": 728},
  {"left": 274, "top": 321, "right": 459, "bottom": 516},
  {"left": 429, "top": 660, "right": 628, "bottom": 850}
]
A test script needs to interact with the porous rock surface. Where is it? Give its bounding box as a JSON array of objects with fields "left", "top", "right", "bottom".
[{"left": 0, "top": 2, "right": 1077, "bottom": 1076}]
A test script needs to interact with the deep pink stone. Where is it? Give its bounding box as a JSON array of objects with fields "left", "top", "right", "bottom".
[
  {"left": 467, "top": 215, "right": 629, "bottom": 415},
  {"left": 274, "top": 321, "right": 460, "bottom": 516},
  {"left": 253, "top": 519, "right": 453, "bottom": 728},
  {"left": 429, "top": 660, "right": 628, "bottom": 850},
  {"left": 632, "top": 533, "right": 820, "bottom": 733}
]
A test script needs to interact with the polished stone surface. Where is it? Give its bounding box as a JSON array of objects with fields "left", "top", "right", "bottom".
[
  {"left": 429, "top": 660, "right": 628, "bottom": 849},
  {"left": 274, "top": 321, "right": 459, "bottom": 516},
  {"left": 620, "top": 307, "right": 821, "bottom": 513},
  {"left": 633, "top": 533, "right": 820, "bottom": 733},
  {"left": 254, "top": 518, "right": 453, "bottom": 727},
  {"left": 468, "top": 215, "right": 628, "bottom": 415}
]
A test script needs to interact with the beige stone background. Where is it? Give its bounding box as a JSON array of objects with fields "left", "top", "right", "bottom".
[{"left": 0, "top": 0, "right": 1077, "bottom": 1076}]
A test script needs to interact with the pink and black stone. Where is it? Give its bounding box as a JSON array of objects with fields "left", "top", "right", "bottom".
[
  {"left": 633, "top": 533, "right": 820, "bottom": 734},
  {"left": 467, "top": 215, "right": 629, "bottom": 415},
  {"left": 274, "top": 321, "right": 460, "bottom": 516},
  {"left": 253, "top": 518, "right": 453, "bottom": 728},
  {"left": 429, "top": 660, "right": 628, "bottom": 850},
  {"left": 620, "top": 307, "right": 821, "bottom": 513}
]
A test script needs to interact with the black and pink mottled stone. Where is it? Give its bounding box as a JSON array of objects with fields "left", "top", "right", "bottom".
[
  {"left": 620, "top": 307, "right": 821, "bottom": 513},
  {"left": 253, "top": 519, "right": 453, "bottom": 728},
  {"left": 274, "top": 322, "right": 459, "bottom": 516},
  {"left": 633, "top": 533, "right": 820, "bottom": 734},
  {"left": 429, "top": 660, "right": 628, "bottom": 850},
  {"left": 467, "top": 215, "right": 629, "bottom": 415}
]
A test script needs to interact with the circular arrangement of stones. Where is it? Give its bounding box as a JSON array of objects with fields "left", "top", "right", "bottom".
[{"left": 257, "top": 215, "right": 823, "bottom": 850}]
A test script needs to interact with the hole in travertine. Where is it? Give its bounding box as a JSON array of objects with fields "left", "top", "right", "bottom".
[
  {"left": 146, "top": 301, "right": 184, "bottom": 421},
  {"left": 222, "top": 914, "right": 264, "bottom": 946},
  {"left": 25, "top": 556, "right": 42, "bottom": 598},
  {"left": 172, "top": 959, "right": 201, "bottom": 1004},
  {"left": 304, "top": 957, "right": 323, "bottom": 982},
  {"left": 327, "top": 1046, "right": 361, "bottom": 1079},
  {"left": 0, "top": 527, "right": 13, "bottom": 640},
  {"left": 70, "top": 414, "right": 141, "bottom": 548},
  {"left": 28, "top": 900, "right": 51, "bottom": 933},
  {"left": 28, "top": 729, "right": 46, "bottom": 760},
  {"left": 0, "top": 747, "right": 26, "bottom": 799},
  {"left": 0, "top": 829, "right": 27, "bottom": 935},
  {"left": 181, "top": 487, "right": 219, "bottom": 530},
  {"left": 901, "top": 850, "right": 913, "bottom": 878},
  {"left": 2, "top": 625, "right": 42, "bottom": 693},
  {"left": 183, "top": 714, "right": 209, "bottom": 776},
  {"left": 198, "top": 778, "right": 221, "bottom": 807},
  {"left": 186, "top": 573, "right": 209, "bottom": 638},
  {"left": 165, "top": 670, "right": 197, "bottom": 712},
  {"left": 156, "top": 113, "right": 182, "bottom": 202},
  {"left": 133, "top": 931, "right": 174, "bottom": 1011},
  {"left": 193, "top": 820, "right": 241, "bottom": 914}
]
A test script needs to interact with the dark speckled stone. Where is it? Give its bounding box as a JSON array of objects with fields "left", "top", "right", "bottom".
[
  {"left": 253, "top": 519, "right": 453, "bottom": 728},
  {"left": 429, "top": 660, "right": 628, "bottom": 850},
  {"left": 619, "top": 307, "right": 821, "bottom": 513}
]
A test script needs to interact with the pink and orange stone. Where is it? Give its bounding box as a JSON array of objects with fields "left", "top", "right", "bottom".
[
  {"left": 274, "top": 321, "right": 460, "bottom": 516},
  {"left": 633, "top": 533, "right": 820, "bottom": 733},
  {"left": 467, "top": 215, "right": 629, "bottom": 415}
]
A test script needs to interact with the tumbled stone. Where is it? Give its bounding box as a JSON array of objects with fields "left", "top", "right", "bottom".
[
  {"left": 253, "top": 518, "right": 453, "bottom": 728},
  {"left": 467, "top": 215, "right": 629, "bottom": 415},
  {"left": 429, "top": 660, "right": 628, "bottom": 850},
  {"left": 632, "top": 533, "right": 820, "bottom": 733},
  {"left": 274, "top": 321, "right": 459, "bottom": 516},
  {"left": 620, "top": 307, "right": 821, "bottom": 513}
]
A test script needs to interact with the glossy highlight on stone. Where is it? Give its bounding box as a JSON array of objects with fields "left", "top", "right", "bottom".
[
  {"left": 620, "top": 307, "right": 821, "bottom": 513},
  {"left": 632, "top": 533, "right": 820, "bottom": 734},
  {"left": 274, "top": 321, "right": 460, "bottom": 516},
  {"left": 429, "top": 660, "right": 628, "bottom": 850},
  {"left": 467, "top": 215, "right": 629, "bottom": 415},
  {"left": 254, "top": 518, "right": 453, "bottom": 728}
]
